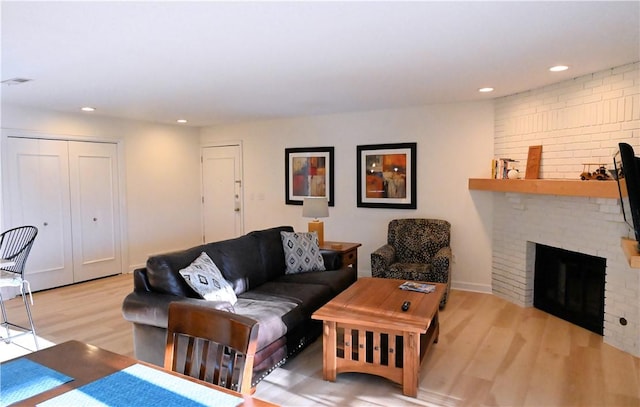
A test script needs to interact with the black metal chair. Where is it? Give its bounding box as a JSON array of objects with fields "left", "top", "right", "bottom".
[{"left": 0, "top": 226, "right": 39, "bottom": 349}]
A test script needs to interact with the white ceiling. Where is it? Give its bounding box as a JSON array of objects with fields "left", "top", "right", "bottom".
[{"left": 2, "top": 1, "right": 639, "bottom": 127}]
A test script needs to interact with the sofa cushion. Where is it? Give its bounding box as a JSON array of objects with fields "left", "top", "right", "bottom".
[
  {"left": 237, "top": 291, "right": 307, "bottom": 332},
  {"left": 249, "top": 226, "right": 293, "bottom": 281},
  {"left": 275, "top": 268, "right": 356, "bottom": 297},
  {"left": 233, "top": 297, "right": 297, "bottom": 352},
  {"left": 205, "top": 235, "right": 265, "bottom": 295},
  {"left": 280, "top": 231, "right": 325, "bottom": 274},
  {"left": 146, "top": 245, "right": 206, "bottom": 297},
  {"left": 248, "top": 282, "right": 333, "bottom": 317},
  {"left": 178, "top": 252, "right": 237, "bottom": 305}
]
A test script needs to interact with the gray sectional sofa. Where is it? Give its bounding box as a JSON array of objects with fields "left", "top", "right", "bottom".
[{"left": 121, "top": 225, "right": 356, "bottom": 387}]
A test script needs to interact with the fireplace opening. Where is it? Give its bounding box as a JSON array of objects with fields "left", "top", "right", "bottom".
[{"left": 534, "top": 244, "right": 605, "bottom": 335}]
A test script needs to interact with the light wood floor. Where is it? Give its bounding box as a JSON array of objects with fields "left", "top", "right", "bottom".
[{"left": 3, "top": 274, "right": 639, "bottom": 406}]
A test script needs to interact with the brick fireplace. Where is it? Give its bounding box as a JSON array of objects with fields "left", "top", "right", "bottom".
[
  {"left": 491, "top": 62, "right": 640, "bottom": 356},
  {"left": 491, "top": 191, "right": 638, "bottom": 356}
]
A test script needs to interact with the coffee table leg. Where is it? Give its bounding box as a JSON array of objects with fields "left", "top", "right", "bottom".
[
  {"left": 323, "top": 321, "right": 337, "bottom": 382},
  {"left": 402, "top": 331, "right": 419, "bottom": 397}
]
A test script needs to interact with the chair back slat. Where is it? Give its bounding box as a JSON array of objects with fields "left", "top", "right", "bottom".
[
  {"left": 165, "top": 302, "right": 259, "bottom": 394},
  {"left": 198, "top": 340, "right": 210, "bottom": 380},
  {"left": 212, "top": 341, "right": 225, "bottom": 384},
  {"left": 0, "top": 226, "right": 38, "bottom": 276}
]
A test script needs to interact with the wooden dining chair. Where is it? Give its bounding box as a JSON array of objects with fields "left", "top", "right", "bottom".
[{"left": 164, "top": 302, "right": 260, "bottom": 395}]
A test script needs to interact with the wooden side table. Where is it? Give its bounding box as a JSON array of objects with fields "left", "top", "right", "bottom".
[{"left": 320, "top": 241, "right": 361, "bottom": 273}]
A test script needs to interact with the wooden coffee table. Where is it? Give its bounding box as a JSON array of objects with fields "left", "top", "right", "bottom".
[{"left": 311, "top": 277, "right": 444, "bottom": 397}]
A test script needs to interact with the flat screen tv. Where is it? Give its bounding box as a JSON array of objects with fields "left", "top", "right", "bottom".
[{"left": 614, "top": 142, "right": 640, "bottom": 249}]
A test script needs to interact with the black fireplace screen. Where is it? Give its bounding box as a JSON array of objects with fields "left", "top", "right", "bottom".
[{"left": 534, "top": 244, "right": 605, "bottom": 335}]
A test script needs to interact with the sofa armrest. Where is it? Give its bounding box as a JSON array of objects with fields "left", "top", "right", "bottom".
[
  {"left": 371, "top": 244, "right": 396, "bottom": 277},
  {"left": 121, "top": 291, "right": 234, "bottom": 328},
  {"left": 432, "top": 246, "right": 451, "bottom": 278},
  {"left": 321, "top": 250, "right": 342, "bottom": 270},
  {"left": 132, "top": 268, "right": 152, "bottom": 292}
]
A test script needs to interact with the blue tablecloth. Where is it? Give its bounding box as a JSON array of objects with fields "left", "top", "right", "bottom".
[
  {"left": 0, "top": 358, "right": 73, "bottom": 407},
  {"left": 37, "top": 364, "right": 244, "bottom": 407}
]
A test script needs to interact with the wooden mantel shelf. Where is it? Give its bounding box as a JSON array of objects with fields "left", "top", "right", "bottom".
[
  {"left": 621, "top": 238, "right": 640, "bottom": 269},
  {"left": 468, "top": 178, "right": 620, "bottom": 199}
]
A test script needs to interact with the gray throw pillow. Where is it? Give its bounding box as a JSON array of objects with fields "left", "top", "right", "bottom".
[
  {"left": 280, "top": 231, "right": 326, "bottom": 274},
  {"left": 179, "top": 252, "right": 237, "bottom": 305}
]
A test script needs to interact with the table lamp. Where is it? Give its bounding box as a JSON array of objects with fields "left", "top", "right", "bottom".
[{"left": 302, "top": 197, "right": 329, "bottom": 245}]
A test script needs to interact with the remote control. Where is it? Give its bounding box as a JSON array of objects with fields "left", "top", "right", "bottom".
[{"left": 401, "top": 301, "right": 411, "bottom": 311}]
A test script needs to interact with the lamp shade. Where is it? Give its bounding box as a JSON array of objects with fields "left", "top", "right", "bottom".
[{"left": 302, "top": 197, "right": 329, "bottom": 218}]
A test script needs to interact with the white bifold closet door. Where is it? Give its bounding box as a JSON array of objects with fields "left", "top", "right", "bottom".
[{"left": 5, "top": 137, "right": 122, "bottom": 291}]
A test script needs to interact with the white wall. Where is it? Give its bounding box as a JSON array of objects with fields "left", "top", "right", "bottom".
[
  {"left": 201, "top": 102, "right": 495, "bottom": 292},
  {"left": 1, "top": 104, "right": 203, "bottom": 272}
]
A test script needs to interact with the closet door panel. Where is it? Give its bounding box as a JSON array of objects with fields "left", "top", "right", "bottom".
[
  {"left": 6, "top": 137, "right": 74, "bottom": 291},
  {"left": 68, "top": 141, "right": 121, "bottom": 282}
]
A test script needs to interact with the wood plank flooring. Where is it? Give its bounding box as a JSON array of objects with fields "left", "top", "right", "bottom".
[
  {"left": 2, "top": 273, "right": 134, "bottom": 357},
  {"left": 2, "top": 274, "right": 639, "bottom": 406}
]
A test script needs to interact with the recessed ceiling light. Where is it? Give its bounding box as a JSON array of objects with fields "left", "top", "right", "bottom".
[
  {"left": 478, "top": 87, "right": 494, "bottom": 93},
  {"left": 176, "top": 119, "right": 188, "bottom": 124},
  {"left": 81, "top": 106, "right": 96, "bottom": 112},
  {"left": 549, "top": 65, "right": 569, "bottom": 72}
]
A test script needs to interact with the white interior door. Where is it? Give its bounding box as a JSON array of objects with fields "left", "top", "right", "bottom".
[
  {"left": 68, "top": 141, "right": 121, "bottom": 282},
  {"left": 202, "top": 145, "right": 243, "bottom": 242},
  {"left": 5, "top": 137, "right": 74, "bottom": 291}
]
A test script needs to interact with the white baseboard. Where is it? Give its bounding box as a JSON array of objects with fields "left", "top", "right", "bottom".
[{"left": 451, "top": 281, "right": 492, "bottom": 294}]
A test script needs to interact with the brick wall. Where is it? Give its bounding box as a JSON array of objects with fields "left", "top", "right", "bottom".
[{"left": 492, "top": 62, "right": 640, "bottom": 356}]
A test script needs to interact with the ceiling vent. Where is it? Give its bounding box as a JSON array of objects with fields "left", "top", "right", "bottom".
[{"left": 1, "top": 78, "right": 32, "bottom": 86}]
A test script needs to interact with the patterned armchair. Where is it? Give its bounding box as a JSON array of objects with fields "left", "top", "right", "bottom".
[{"left": 371, "top": 219, "right": 451, "bottom": 307}]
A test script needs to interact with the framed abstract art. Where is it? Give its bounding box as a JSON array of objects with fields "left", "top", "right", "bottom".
[
  {"left": 285, "top": 146, "right": 334, "bottom": 206},
  {"left": 356, "top": 142, "right": 416, "bottom": 209}
]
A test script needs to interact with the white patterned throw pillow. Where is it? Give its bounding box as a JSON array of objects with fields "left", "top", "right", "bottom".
[
  {"left": 281, "top": 231, "right": 326, "bottom": 274},
  {"left": 179, "top": 252, "right": 237, "bottom": 305}
]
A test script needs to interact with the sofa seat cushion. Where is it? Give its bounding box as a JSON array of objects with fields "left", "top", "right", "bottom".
[
  {"left": 246, "top": 282, "right": 333, "bottom": 317},
  {"left": 275, "top": 268, "right": 355, "bottom": 296},
  {"left": 233, "top": 297, "right": 297, "bottom": 352}
]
